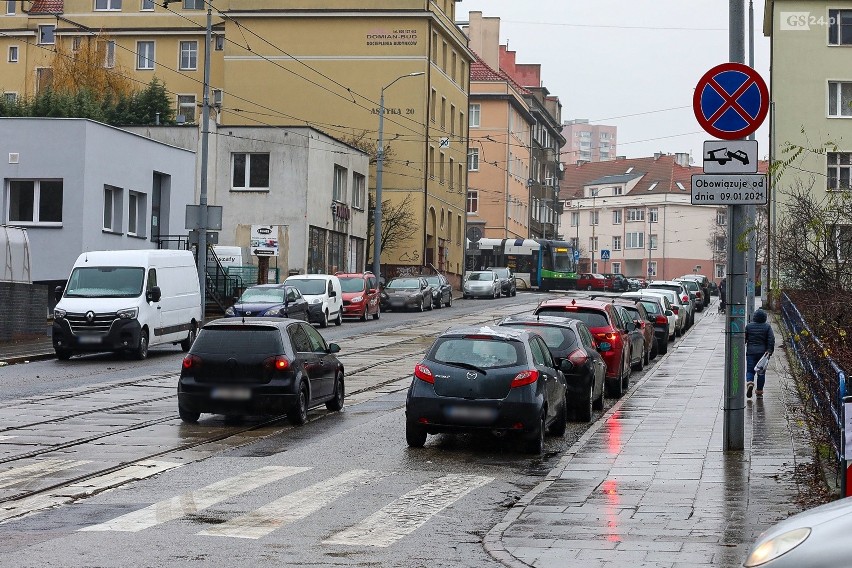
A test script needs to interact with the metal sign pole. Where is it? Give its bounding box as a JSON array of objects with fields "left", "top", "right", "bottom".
[{"left": 746, "top": 0, "right": 757, "bottom": 322}]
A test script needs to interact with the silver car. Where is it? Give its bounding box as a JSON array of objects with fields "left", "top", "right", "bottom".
[{"left": 463, "top": 270, "right": 500, "bottom": 299}]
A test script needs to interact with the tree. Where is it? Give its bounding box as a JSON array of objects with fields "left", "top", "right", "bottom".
[
  {"left": 339, "top": 129, "right": 396, "bottom": 166},
  {"left": 366, "top": 193, "right": 417, "bottom": 266},
  {"left": 51, "top": 35, "right": 134, "bottom": 103}
]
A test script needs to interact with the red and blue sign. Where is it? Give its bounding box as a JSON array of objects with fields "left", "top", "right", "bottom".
[{"left": 693, "top": 63, "right": 769, "bottom": 140}]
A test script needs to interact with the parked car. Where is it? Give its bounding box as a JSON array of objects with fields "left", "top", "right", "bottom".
[
  {"left": 612, "top": 305, "right": 646, "bottom": 372},
  {"left": 534, "top": 298, "right": 632, "bottom": 398},
  {"left": 225, "top": 284, "right": 309, "bottom": 321},
  {"left": 462, "top": 270, "right": 500, "bottom": 299},
  {"left": 487, "top": 267, "right": 517, "bottom": 297},
  {"left": 336, "top": 271, "right": 381, "bottom": 321},
  {"left": 602, "top": 273, "right": 629, "bottom": 292},
  {"left": 678, "top": 274, "right": 712, "bottom": 308},
  {"left": 709, "top": 280, "right": 720, "bottom": 297},
  {"left": 284, "top": 274, "right": 343, "bottom": 328},
  {"left": 424, "top": 273, "right": 453, "bottom": 308},
  {"left": 404, "top": 325, "right": 568, "bottom": 453},
  {"left": 675, "top": 278, "right": 704, "bottom": 312},
  {"left": 498, "top": 315, "right": 606, "bottom": 422},
  {"left": 575, "top": 273, "right": 613, "bottom": 291},
  {"left": 626, "top": 278, "right": 642, "bottom": 291},
  {"left": 647, "top": 281, "right": 693, "bottom": 330},
  {"left": 622, "top": 292, "right": 677, "bottom": 349},
  {"left": 639, "top": 289, "right": 686, "bottom": 336},
  {"left": 177, "top": 318, "right": 344, "bottom": 424},
  {"left": 744, "top": 496, "right": 852, "bottom": 567},
  {"left": 613, "top": 299, "right": 656, "bottom": 363},
  {"left": 381, "top": 277, "right": 433, "bottom": 312}
]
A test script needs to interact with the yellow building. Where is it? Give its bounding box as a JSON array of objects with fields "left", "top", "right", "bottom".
[{"left": 0, "top": 0, "right": 473, "bottom": 283}]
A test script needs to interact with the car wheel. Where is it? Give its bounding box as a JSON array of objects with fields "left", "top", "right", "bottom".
[
  {"left": 419, "top": 299, "right": 425, "bottom": 312},
  {"left": 372, "top": 306, "right": 380, "bottom": 320},
  {"left": 622, "top": 356, "right": 632, "bottom": 389},
  {"left": 524, "top": 412, "right": 546, "bottom": 454},
  {"left": 549, "top": 398, "right": 568, "bottom": 435},
  {"left": 446, "top": 294, "right": 452, "bottom": 307},
  {"left": 512, "top": 288, "right": 517, "bottom": 297},
  {"left": 55, "top": 348, "right": 73, "bottom": 360},
  {"left": 287, "top": 381, "right": 309, "bottom": 425},
  {"left": 592, "top": 380, "right": 605, "bottom": 410},
  {"left": 575, "top": 384, "right": 593, "bottom": 422},
  {"left": 406, "top": 420, "right": 427, "bottom": 448},
  {"left": 587, "top": 285, "right": 593, "bottom": 291},
  {"left": 435, "top": 295, "right": 443, "bottom": 309},
  {"left": 360, "top": 307, "right": 368, "bottom": 322},
  {"left": 427, "top": 297, "right": 434, "bottom": 310},
  {"left": 644, "top": 346, "right": 650, "bottom": 366},
  {"left": 675, "top": 325, "right": 682, "bottom": 337},
  {"left": 334, "top": 310, "right": 343, "bottom": 326},
  {"left": 632, "top": 349, "right": 644, "bottom": 372},
  {"left": 133, "top": 329, "right": 149, "bottom": 361},
  {"left": 462, "top": 294, "right": 469, "bottom": 299},
  {"left": 180, "top": 322, "right": 197, "bottom": 352},
  {"left": 320, "top": 310, "right": 329, "bottom": 328},
  {"left": 658, "top": 337, "right": 668, "bottom": 354},
  {"left": 650, "top": 339, "right": 659, "bottom": 360},
  {"left": 178, "top": 405, "right": 200, "bottom": 424},
  {"left": 326, "top": 373, "right": 344, "bottom": 411}
]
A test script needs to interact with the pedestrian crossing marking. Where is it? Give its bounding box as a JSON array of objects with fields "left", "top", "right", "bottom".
[
  {"left": 199, "top": 469, "right": 380, "bottom": 539},
  {"left": 0, "top": 459, "right": 91, "bottom": 490},
  {"left": 323, "top": 474, "right": 493, "bottom": 547},
  {"left": 80, "top": 466, "right": 308, "bottom": 533}
]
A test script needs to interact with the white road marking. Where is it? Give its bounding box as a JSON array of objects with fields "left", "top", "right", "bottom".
[
  {"left": 80, "top": 465, "right": 309, "bottom": 532},
  {"left": 199, "top": 469, "right": 380, "bottom": 539},
  {"left": 324, "top": 474, "right": 493, "bottom": 547},
  {"left": 0, "top": 436, "right": 15, "bottom": 442},
  {"left": 0, "top": 460, "right": 180, "bottom": 524},
  {"left": 0, "top": 459, "right": 91, "bottom": 489}
]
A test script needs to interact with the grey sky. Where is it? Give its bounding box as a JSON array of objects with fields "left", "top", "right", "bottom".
[{"left": 459, "top": 0, "right": 770, "bottom": 163}]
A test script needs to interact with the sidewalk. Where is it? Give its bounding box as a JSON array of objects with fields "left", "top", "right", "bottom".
[
  {"left": 0, "top": 336, "right": 54, "bottom": 365},
  {"left": 487, "top": 303, "right": 816, "bottom": 568}
]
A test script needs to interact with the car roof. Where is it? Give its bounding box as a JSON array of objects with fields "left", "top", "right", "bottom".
[
  {"left": 245, "top": 283, "right": 288, "bottom": 289},
  {"left": 622, "top": 292, "right": 666, "bottom": 304},
  {"left": 648, "top": 280, "right": 684, "bottom": 287},
  {"left": 202, "top": 317, "right": 299, "bottom": 330},
  {"left": 499, "top": 314, "right": 585, "bottom": 330},
  {"left": 335, "top": 272, "right": 374, "bottom": 278},
  {"left": 286, "top": 274, "right": 339, "bottom": 281},
  {"left": 439, "top": 325, "right": 533, "bottom": 341},
  {"left": 537, "top": 298, "right": 611, "bottom": 310}
]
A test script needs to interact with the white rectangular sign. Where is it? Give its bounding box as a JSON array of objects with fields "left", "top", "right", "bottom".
[
  {"left": 702, "top": 140, "right": 759, "bottom": 174},
  {"left": 691, "top": 174, "right": 768, "bottom": 205},
  {"left": 250, "top": 225, "right": 279, "bottom": 256}
]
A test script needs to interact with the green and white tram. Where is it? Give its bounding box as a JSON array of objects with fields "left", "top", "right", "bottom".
[{"left": 465, "top": 238, "right": 578, "bottom": 291}]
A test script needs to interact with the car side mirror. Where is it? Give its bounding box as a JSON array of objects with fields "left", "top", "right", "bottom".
[
  {"left": 54, "top": 285, "right": 64, "bottom": 302},
  {"left": 559, "top": 359, "right": 573, "bottom": 373},
  {"left": 329, "top": 290, "right": 337, "bottom": 298},
  {"left": 146, "top": 286, "right": 162, "bottom": 303},
  {"left": 665, "top": 310, "right": 674, "bottom": 317},
  {"left": 327, "top": 343, "right": 341, "bottom": 353}
]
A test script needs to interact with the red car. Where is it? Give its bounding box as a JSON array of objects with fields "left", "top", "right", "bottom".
[
  {"left": 336, "top": 272, "right": 381, "bottom": 321},
  {"left": 575, "top": 273, "right": 614, "bottom": 291},
  {"left": 534, "top": 298, "right": 632, "bottom": 398}
]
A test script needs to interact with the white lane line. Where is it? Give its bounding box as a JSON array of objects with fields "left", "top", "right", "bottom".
[
  {"left": 324, "top": 474, "right": 493, "bottom": 548},
  {"left": 199, "top": 469, "right": 380, "bottom": 539},
  {"left": 0, "top": 436, "right": 15, "bottom": 442},
  {"left": 0, "top": 459, "right": 91, "bottom": 489},
  {"left": 80, "top": 465, "right": 309, "bottom": 532},
  {"left": 0, "top": 460, "right": 180, "bottom": 524}
]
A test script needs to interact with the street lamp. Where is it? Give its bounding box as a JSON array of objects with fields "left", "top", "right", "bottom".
[
  {"left": 590, "top": 189, "right": 599, "bottom": 272},
  {"left": 372, "top": 71, "right": 425, "bottom": 280}
]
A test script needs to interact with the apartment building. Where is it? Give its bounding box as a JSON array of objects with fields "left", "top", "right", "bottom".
[{"left": 562, "top": 119, "right": 618, "bottom": 164}]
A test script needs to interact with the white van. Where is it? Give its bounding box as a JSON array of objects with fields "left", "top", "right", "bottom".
[
  {"left": 283, "top": 273, "right": 343, "bottom": 328},
  {"left": 52, "top": 250, "right": 202, "bottom": 360}
]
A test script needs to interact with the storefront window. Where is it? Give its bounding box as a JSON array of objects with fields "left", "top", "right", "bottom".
[{"left": 308, "top": 226, "right": 327, "bottom": 274}]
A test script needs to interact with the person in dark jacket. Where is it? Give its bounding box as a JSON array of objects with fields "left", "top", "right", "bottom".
[
  {"left": 745, "top": 309, "right": 775, "bottom": 398},
  {"left": 719, "top": 278, "right": 727, "bottom": 312}
]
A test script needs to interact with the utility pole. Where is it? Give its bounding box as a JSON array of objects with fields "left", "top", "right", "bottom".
[
  {"left": 724, "top": 0, "right": 747, "bottom": 451},
  {"left": 745, "top": 0, "right": 757, "bottom": 321}
]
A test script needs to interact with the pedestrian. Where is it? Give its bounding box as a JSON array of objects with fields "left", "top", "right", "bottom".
[
  {"left": 719, "top": 278, "right": 726, "bottom": 312},
  {"left": 745, "top": 308, "right": 775, "bottom": 398}
]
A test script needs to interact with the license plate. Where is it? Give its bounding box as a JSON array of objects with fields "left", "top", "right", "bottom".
[
  {"left": 77, "top": 335, "right": 102, "bottom": 344},
  {"left": 211, "top": 387, "right": 252, "bottom": 401},
  {"left": 444, "top": 405, "right": 498, "bottom": 422}
]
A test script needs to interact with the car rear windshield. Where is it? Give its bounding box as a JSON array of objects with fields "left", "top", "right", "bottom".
[
  {"left": 239, "top": 287, "right": 285, "bottom": 304},
  {"left": 425, "top": 276, "right": 441, "bottom": 286},
  {"left": 430, "top": 337, "right": 525, "bottom": 369},
  {"left": 287, "top": 279, "right": 327, "bottom": 295},
  {"left": 649, "top": 285, "right": 682, "bottom": 294},
  {"left": 535, "top": 307, "right": 609, "bottom": 328},
  {"left": 639, "top": 301, "right": 661, "bottom": 315},
  {"left": 679, "top": 280, "right": 699, "bottom": 291},
  {"left": 489, "top": 268, "right": 509, "bottom": 278},
  {"left": 467, "top": 272, "right": 494, "bottom": 281},
  {"left": 339, "top": 277, "right": 366, "bottom": 293},
  {"left": 387, "top": 278, "right": 420, "bottom": 289},
  {"left": 499, "top": 324, "right": 576, "bottom": 352},
  {"left": 621, "top": 306, "right": 641, "bottom": 319},
  {"left": 193, "top": 327, "right": 283, "bottom": 355}
]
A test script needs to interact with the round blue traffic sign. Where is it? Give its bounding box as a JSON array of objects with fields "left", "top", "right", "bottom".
[{"left": 693, "top": 63, "right": 769, "bottom": 140}]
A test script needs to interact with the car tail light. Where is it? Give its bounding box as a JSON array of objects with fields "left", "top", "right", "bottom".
[
  {"left": 414, "top": 363, "right": 434, "bottom": 384},
  {"left": 671, "top": 306, "right": 679, "bottom": 314},
  {"left": 464, "top": 335, "right": 494, "bottom": 340},
  {"left": 655, "top": 315, "right": 668, "bottom": 325},
  {"left": 511, "top": 369, "right": 539, "bottom": 388},
  {"left": 182, "top": 354, "right": 202, "bottom": 370},
  {"left": 567, "top": 349, "right": 588, "bottom": 367},
  {"left": 594, "top": 332, "right": 618, "bottom": 341},
  {"left": 682, "top": 295, "right": 689, "bottom": 303},
  {"left": 696, "top": 291, "right": 703, "bottom": 299},
  {"left": 263, "top": 355, "right": 290, "bottom": 372}
]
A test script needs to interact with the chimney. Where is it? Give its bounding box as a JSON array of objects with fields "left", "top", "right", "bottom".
[
  {"left": 675, "top": 152, "right": 691, "bottom": 167},
  {"left": 653, "top": 152, "right": 663, "bottom": 160}
]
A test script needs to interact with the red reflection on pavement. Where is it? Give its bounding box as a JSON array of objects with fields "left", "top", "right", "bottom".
[
  {"left": 601, "top": 479, "right": 621, "bottom": 543},
  {"left": 605, "top": 410, "right": 622, "bottom": 454}
]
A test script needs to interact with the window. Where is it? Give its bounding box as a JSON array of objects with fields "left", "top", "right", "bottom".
[
  {"left": 570, "top": 211, "right": 579, "bottom": 227},
  {"left": 128, "top": 191, "right": 146, "bottom": 237},
  {"left": 449, "top": 158, "right": 455, "bottom": 189},
  {"left": 5, "top": 1, "right": 14, "bottom": 14},
  {"left": 141, "top": 0, "right": 154, "bottom": 10},
  {"left": 38, "top": 25, "right": 55, "bottom": 45},
  {"left": 715, "top": 264, "right": 725, "bottom": 279},
  {"left": 612, "top": 262, "right": 621, "bottom": 275},
  {"left": 626, "top": 232, "right": 644, "bottom": 249},
  {"left": 431, "top": 31, "right": 438, "bottom": 62},
  {"left": 215, "top": 35, "right": 224, "bottom": 50},
  {"left": 232, "top": 153, "right": 270, "bottom": 190},
  {"left": 137, "top": 41, "right": 154, "bottom": 69},
  {"left": 450, "top": 104, "right": 456, "bottom": 135},
  {"left": 626, "top": 208, "right": 645, "bottom": 222},
  {"left": 177, "top": 94, "right": 196, "bottom": 123},
  {"left": 648, "top": 261, "right": 658, "bottom": 277},
  {"left": 715, "top": 236, "right": 725, "bottom": 252},
  {"left": 451, "top": 52, "right": 457, "bottom": 83},
  {"left": 103, "top": 185, "right": 122, "bottom": 232},
  {"left": 183, "top": 0, "right": 203, "bottom": 8},
  {"left": 458, "top": 163, "right": 463, "bottom": 194},
  {"left": 649, "top": 234, "right": 658, "bottom": 250},
  {"left": 589, "top": 210, "right": 599, "bottom": 225},
  {"left": 429, "top": 146, "right": 435, "bottom": 178},
  {"left": 829, "top": 10, "right": 852, "bottom": 45},
  {"left": 612, "top": 186, "right": 623, "bottom": 196},
  {"left": 4, "top": 92, "right": 16, "bottom": 103},
  {"left": 466, "top": 190, "right": 478, "bottom": 213},
  {"left": 98, "top": 40, "right": 116, "bottom": 68},
  {"left": 439, "top": 151, "right": 445, "bottom": 184},
  {"left": 179, "top": 41, "right": 197, "bottom": 70},
  {"left": 716, "top": 209, "right": 727, "bottom": 225},
  {"left": 352, "top": 173, "right": 365, "bottom": 209},
  {"left": 333, "top": 165, "right": 347, "bottom": 202},
  {"left": 95, "top": 0, "right": 122, "bottom": 10},
  {"left": 441, "top": 41, "right": 447, "bottom": 72},
  {"left": 612, "top": 235, "right": 622, "bottom": 251},
  {"left": 589, "top": 237, "right": 598, "bottom": 251},
  {"left": 649, "top": 207, "right": 658, "bottom": 223},
  {"left": 440, "top": 97, "right": 446, "bottom": 129},
  {"left": 430, "top": 89, "right": 436, "bottom": 122},
  {"left": 612, "top": 209, "right": 621, "bottom": 224},
  {"left": 828, "top": 153, "right": 852, "bottom": 190},
  {"left": 468, "top": 148, "right": 479, "bottom": 171},
  {"left": 72, "top": 37, "right": 82, "bottom": 54},
  {"left": 469, "top": 103, "right": 480, "bottom": 127},
  {"left": 7, "top": 180, "right": 63, "bottom": 225},
  {"left": 829, "top": 82, "right": 852, "bottom": 117},
  {"left": 36, "top": 67, "right": 53, "bottom": 93},
  {"left": 8, "top": 45, "right": 17, "bottom": 62}
]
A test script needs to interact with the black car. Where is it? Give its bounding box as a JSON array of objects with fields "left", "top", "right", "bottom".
[
  {"left": 177, "top": 318, "right": 344, "bottom": 425},
  {"left": 602, "top": 273, "right": 629, "bottom": 292},
  {"left": 405, "top": 326, "right": 568, "bottom": 453},
  {"left": 614, "top": 305, "right": 647, "bottom": 372},
  {"left": 487, "top": 267, "right": 517, "bottom": 297},
  {"left": 381, "top": 277, "right": 434, "bottom": 312},
  {"left": 497, "top": 316, "right": 605, "bottom": 422},
  {"left": 225, "top": 284, "right": 309, "bottom": 321},
  {"left": 623, "top": 295, "right": 671, "bottom": 355},
  {"left": 424, "top": 274, "right": 453, "bottom": 308}
]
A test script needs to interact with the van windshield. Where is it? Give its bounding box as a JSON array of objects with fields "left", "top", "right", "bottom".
[
  {"left": 287, "top": 279, "right": 327, "bottom": 296},
  {"left": 64, "top": 267, "right": 145, "bottom": 298}
]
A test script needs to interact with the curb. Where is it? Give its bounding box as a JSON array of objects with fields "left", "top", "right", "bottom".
[{"left": 0, "top": 351, "right": 56, "bottom": 366}]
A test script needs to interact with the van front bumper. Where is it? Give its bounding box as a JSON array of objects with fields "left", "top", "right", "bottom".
[{"left": 52, "top": 318, "right": 142, "bottom": 353}]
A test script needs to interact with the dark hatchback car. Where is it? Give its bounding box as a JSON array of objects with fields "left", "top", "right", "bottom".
[
  {"left": 381, "top": 277, "right": 434, "bottom": 312},
  {"left": 424, "top": 273, "right": 453, "bottom": 308},
  {"left": 405, "top": 326, "right": 568, "bottom": 454},
  {"left": 178, "top": 318, "right": 344, "bottom": 425},
  {"left": 602, "top": 273, "right": 629, "bottom": 292},
  {"left": 225, "top": 284, "right": 309, "bottom": 321},
  {"left": 497, "top": 316, "right": 605, "bottom": 422}
]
